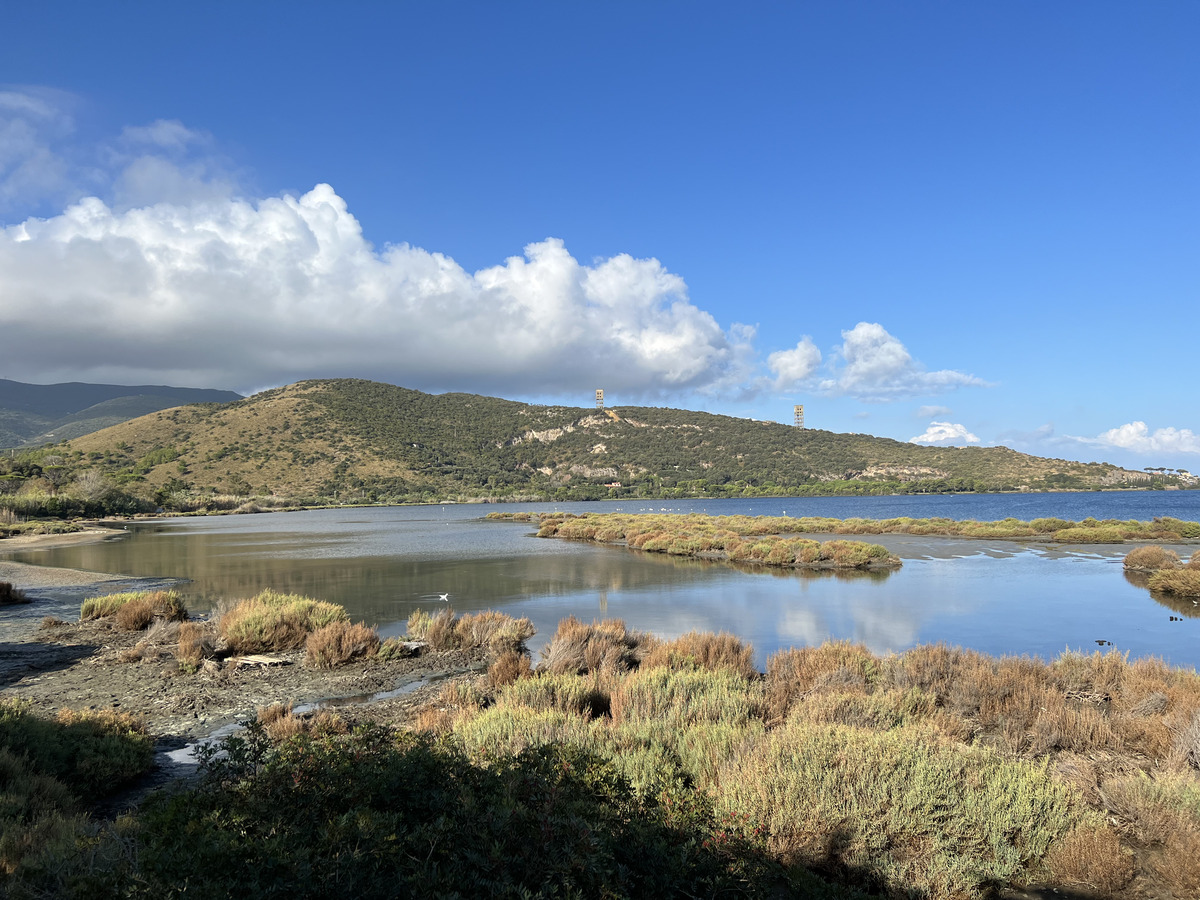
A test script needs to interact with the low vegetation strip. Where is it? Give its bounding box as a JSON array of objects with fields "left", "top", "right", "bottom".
[
  {"left": 492, "top": 510, "right": 1200, "bottom": 544},
  {"left": 495, "top": 512, "right": 903, "bottom": 569},
  {"left": 9, "top": 610, "right": 1200, "bottom": 897}
]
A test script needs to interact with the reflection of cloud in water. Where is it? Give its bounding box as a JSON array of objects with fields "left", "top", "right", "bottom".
[
  {"left": 776, "top": 607, "right": 828, "bottom": 646},
  {"left": 848, "top": 604, "right": 920, "bottom": 655}
]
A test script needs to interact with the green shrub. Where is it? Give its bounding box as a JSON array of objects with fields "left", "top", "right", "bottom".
[
  {"left": 0, "top": 699, "right": 153, "bottom": 805},
  {"left": 128, "top": 729, "right": 788, "bottom": 898},
  {"left": 717, "top": 721, "right": 1086, "bottom": 898}
]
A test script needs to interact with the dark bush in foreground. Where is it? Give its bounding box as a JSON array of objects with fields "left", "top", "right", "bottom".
[
  {"left": 124, "top": 725, "right": 799, "bottom": 899},
  {"left": 0, "top": 582, "right": 28, "bottom": 606}
]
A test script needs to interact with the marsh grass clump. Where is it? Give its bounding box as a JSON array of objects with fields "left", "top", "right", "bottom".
[
  {"left": 765, "top": 642, "right": 880, "bottom": 722},
  {"left": 80, "top": 589, "right": 187, "bottom": 626},
  {"left": 405, "top": 608, "right": 535, "bottom": 652},
  {"left": 486, "top": 650, "right": 533, "bottom": 690},
  {"left": 540, "top": 616, "right": 657, "bottom": 675},
  {"left": 641, "top": 630, "right": 758, "bottom": 680},
  {"left": 256, "top": 703, "right": 348, "bottom": 742},
  {"left": 219, "top": 589, "right": 347, "bottom": 653},
  {"left": 1149, "top": 568, "right": 1200, "bottom": 599},
  {"left": 497, "top": 673, "right": 608, "bottom": 718},
  {"left": 1124, "top": 545, "right": 1181, "bottom": 571},
  {"left": 305, "top": 621, "right": 381, "bottom": 668},
  {"left": 114, "top": 591, "right": 188, "bottom": 631},
  {"left": 176, "top": 621, "right": 214, "bottom": 668}
]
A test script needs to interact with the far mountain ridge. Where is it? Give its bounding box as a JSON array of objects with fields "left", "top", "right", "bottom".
[
  {"left": 0, "top": 379, "right": 244, "bottom": 448},
  {"left": 55, "top": 378, "right": 1156, "bottom": 503}
]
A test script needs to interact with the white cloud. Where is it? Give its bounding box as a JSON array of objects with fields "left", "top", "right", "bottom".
[
  {"left": 767, "top": 337, "right": 821, "bottom": 389},
  {"left": 820, "top": 322, "right": 985, "bottom": 400},
  {"left": 909, "top": 421, "right": 980, "bottom": 446},
  {"left": 1087, "top": 422, "right": 1200, "bottom": 455},
  {"left": 0, "top": 184, "right": 741, "bottom": 396}
]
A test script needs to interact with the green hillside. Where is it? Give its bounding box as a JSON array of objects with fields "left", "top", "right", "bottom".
[{"left": 0, "top": 379, "right": 1161, "bottom": 511}]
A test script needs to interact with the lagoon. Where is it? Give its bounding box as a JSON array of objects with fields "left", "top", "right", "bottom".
[{"left": 6, "top": 492, "right": 1200, "bottom": 668}]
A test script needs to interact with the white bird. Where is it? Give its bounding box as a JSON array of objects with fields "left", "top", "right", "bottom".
[{"left": 439, "top": 593, "right": 449, "bottom": 602}]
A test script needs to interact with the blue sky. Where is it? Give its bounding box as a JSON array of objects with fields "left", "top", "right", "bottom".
[{"left": 2, "top": 2, "right": 1197, "bottom": 470}]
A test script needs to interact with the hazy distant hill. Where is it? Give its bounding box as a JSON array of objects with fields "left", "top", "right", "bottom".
[
  {"left": 0, "top": 379, "right": 243, "bottom": 448},
  {"left": 61, "top": 379, "right": 1147, "bottom": 502}
]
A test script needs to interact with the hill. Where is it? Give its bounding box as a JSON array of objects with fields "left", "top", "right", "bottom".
[
  {"left": 0, "top": 379, "right": 244, "bottom": 448},
  {"left": 37, "top": 378, "right": 1151, "bottom": 506}
]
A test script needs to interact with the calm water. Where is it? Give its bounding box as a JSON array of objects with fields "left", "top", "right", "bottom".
[{"left": 6, "top": 492, "right": 1200, "bottom": 668}]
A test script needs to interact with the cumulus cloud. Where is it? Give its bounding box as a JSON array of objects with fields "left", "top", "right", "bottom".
[
  {"left": 909, "top": 421, "right": 981, "bottom": 446},
  {"left": 1085, "top": 422, "right": 1200, "bottom": 455},
  {"left": 820, "top": 322, "right": 986, "bottom": 400},
  {"left": 0, "top": 184, "right": 742, "bottom": 396},
  {"left": 767, "top": 337, "right": 822, "bottom": 389}
]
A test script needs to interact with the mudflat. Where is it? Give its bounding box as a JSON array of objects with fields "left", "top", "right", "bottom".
[{"left": 1, "top": 529, "right": 487, "bottom": 746}]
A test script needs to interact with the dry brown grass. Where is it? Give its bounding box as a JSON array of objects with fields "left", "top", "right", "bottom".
[
  {"left": 407, "top": 608, "right": 535, "bottom": 653},
  {"left": 176, "top": 622, "right": 214, "bottom": 668},
  {"left": 455, "top": 610, "right": 536, "bottom": 652},
  {"left": 304, "top": 621, "right": 381, "bottom": 668},
  {"left": 109, "top": 591, "right": 188, "bottom": 631},
  {"left": 486, "top": 650, "right": 533, "bottom": 690},
  {"left": 257, "top": 703, "right": 348, "bottom": 742},
  {"left": 539, "top": 616, "right": 658, "bottom": 675},
  {"left": 1043, "top": 824, "right": 1134, "bottom": 897},
  {"left": 1124, "top": 544, "right": 1181, "bottom": 571},
  {"left": 1149, "top": 568, "right": 1200, "bottom": 599},
  {"left": 764, "top": 641, "right": 879, "bottom": 722},
  {"left": 641, "top": 631, "right": 758, "bottom": 680}
]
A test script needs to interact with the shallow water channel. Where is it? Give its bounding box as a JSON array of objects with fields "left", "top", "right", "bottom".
[{"left": 7, "top": 494, "right": 1200, "bottom": 669}]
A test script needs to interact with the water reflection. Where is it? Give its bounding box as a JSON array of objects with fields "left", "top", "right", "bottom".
[{"left": 4, "top": 503, "right": 1199, "bottom": 669}]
